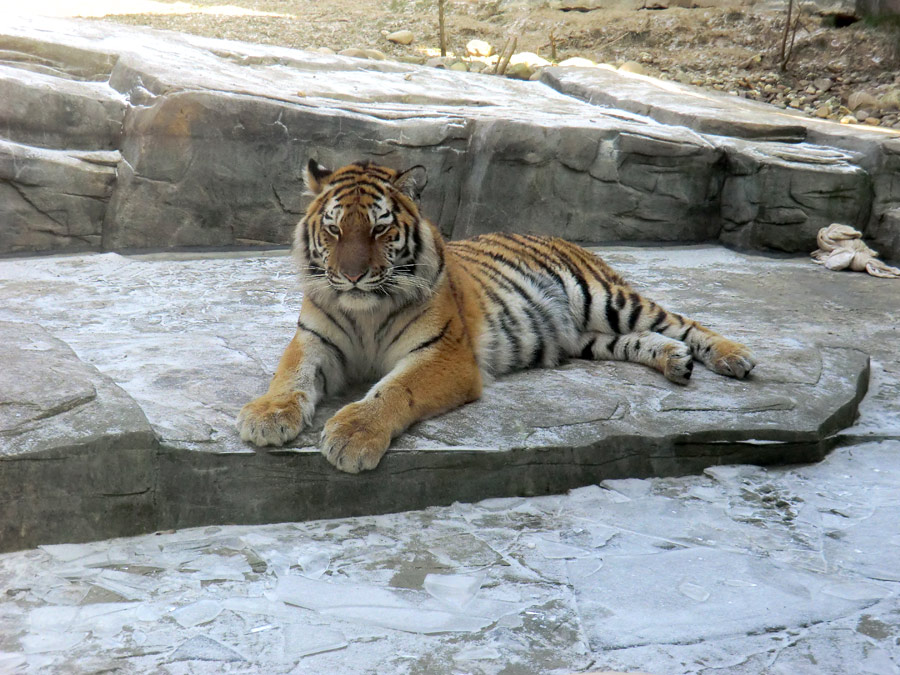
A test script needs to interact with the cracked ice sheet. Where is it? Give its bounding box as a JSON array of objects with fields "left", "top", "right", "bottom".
[{"left": 1, "top": 443, "right": 899, "bottom": 674}]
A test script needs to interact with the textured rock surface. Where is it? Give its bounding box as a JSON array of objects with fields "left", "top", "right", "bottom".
[
  {"left": 0, "top": 139, "right": 118, "bottom": 253},
  {"left": 1, "top": 17, "right": 898, "bottom": 259},
  {"left": 0, "top": 322, "right": 157, "bottom": 551},
  {"left": 542, "top": 67, "right": 899, "bottom": 257},
  {"left": 1, "top": 246, "right": 894, "bottom": 552}
]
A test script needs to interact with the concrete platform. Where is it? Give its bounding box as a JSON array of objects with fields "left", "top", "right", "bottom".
[{"left": 2, "top": 246, "right": 893, "bottom": 553}]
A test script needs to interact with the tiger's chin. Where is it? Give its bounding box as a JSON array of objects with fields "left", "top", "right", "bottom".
[{"left": 335, "top": 287, "right": 389, "bottom": 313}]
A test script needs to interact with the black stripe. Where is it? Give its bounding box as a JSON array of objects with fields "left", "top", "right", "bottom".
[
  {"left": 411, "top": 319, "right": 452, "bottom": 353},
  {"left": 307, "top": 299, "right": 352, "bottom": 342},
  {"left": 297, "top": 321, "right": 347, "bottom": 367},
  {"left": 515, "top": 237, "right": 592, "bottom": 329},
  {"left": 649, "top": 307, "right": 667, "bottom": 332},
  {"left": 606, "top": 336, "right": 620, "bottom": 355},
  {"left": 529, "top": 340, "right": 546, "bottom": 369},
  {"left": 605, "top": 294, "right": 621, "bottom": 335},
  {"left": 376, "top": 302, "right": 413, "bottom": 342},
  {"left": 433, "top": 249, "right": 445, "bottom": 283},
  {"left": 301, "top": 221, "right": 311, "bottom": 259},
  {"left": 387, "top": 307, "right": 430, "bottom": 348},
  {"left": 627, "top": 294, "right": 643, "bottom": 332},
  {"left": 461, "top": 241, "right": 574, "bottom": 350},
  {"left": 460, "top": 266, "right": 523, "bottom": 365},
  {"left": 454, "top": 262, "right": 501, "bottom": 367},
  {"left": 451, "top": 249, "right": 552, "bottom": 363},
  {"left": 393, "top": 262, "right": 416, "bottom": 275},
  {"left": 410, "top": 221, "right": 422, "bottom": 259},
  {"left": 305, "top": 263, "right": 326, "bottom": 278},
  {"left": 633, "top": 339, "right": 642, "bottom": 355},
  {"left": 453, "top": 250, "right": 539, "bottom": 309},
  {"left": 488, "top": 235, "right": 569, "bottom": 294},
  {"left": 547, "top": 239, "right": 611, "bottom": 293},
  {"left": 679, "top": 326, "right": 693, "bottom": 342},
  {"left": 580, "top": 337, "right": 596, "bottom": 359},
  {"left": 314, "top": 366, "right": 329, "bottom": 396}
]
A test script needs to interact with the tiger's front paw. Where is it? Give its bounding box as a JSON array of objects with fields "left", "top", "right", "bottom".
[
  {"left": 321, "top": 401, "right": 391, "bottom": 474},
  {"left": 707, "top": 340, "right": 756, "bottom": 379},
  {"left": 236, "top": 392, "right": 311, "bottom": 447},
  {"left": 663, "top": 343, "right": 694, "bottom": 385}
]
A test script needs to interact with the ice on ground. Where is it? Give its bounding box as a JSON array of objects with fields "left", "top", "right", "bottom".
[
  {"left": 678, "top": 582, "right": 711, "bottom": 602},
  {"left": 21, "top": 631, "right": 87, "bottom": 654},
  {"left": 90, "top": 570, "right": 157, "bottom": 601},
  {"left": 282, "top": 624, "right": 348, "bottom": 660},
  {"left": 535, "top": 538, "right": 592, "bottom": 560},
  {"left": 820, "top": 580, "right": 891, "bottom": 602},
  {"left": 38, "top": 543, "right": 108, "bottom": 564},
  {"left": 566, "top": 558, "right": 604, "bottom": 582},
  {"left": 476, "top": 497, "right": 525, "bottom": 511},
  {"left": 169, "top": 635, "right": 246, "bottom": 662},
  {"left": 0, "top": 652, "right": 27, "bottom": 671},
  {"left": 326, "top": 605, "right": 493, "bottom": 634},
  {"left": 170, "top": 599, "right": 223, "bottom": 628},
  {"left": 276, "top": 575, "right": 411, "bottom": 612},
  {"left": 574, "top": 547, "right": 887, "bottom": 649},
  {"left": 296, "top": 550, "right": 330, "bottom": 579},
  {"left": 452, "top": 645, "right": 502, "bottom": 661},
  {"left": 276, "top": 574, "right": 521, "bottom": 634},
  {"left": 28, "top": 603, "right": 143, "bottom": 639},
  {"left": 180, "top": 554, "right": 251, "bottom": 581},
  {"left": 28, "top": 606, "right": 79, "bottom": 632},
  {"left": 423, "top": 573, "right": 486, "bottom": 609},
  {"left": 600, "top": 478, "right": 654, "bottom": 500}
]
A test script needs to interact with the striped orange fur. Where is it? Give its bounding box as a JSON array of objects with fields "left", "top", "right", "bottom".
[{"left": 237, "top": 160, "right": 756, "bottom": 472}]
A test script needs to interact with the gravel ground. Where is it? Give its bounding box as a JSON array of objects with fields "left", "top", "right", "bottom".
[{"left": 77, "top": 0, "right": 900, "bottom": 128}]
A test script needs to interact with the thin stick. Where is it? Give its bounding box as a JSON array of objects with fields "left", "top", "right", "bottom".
[
  {"left": 438, "top": 0, "right": 447, "bottom": 57},
  {"left": 779, "top": 0, "right": 793, "bottom": 71},
  {"left": 495, "top": 36, "right": 517, "bottom": 75}
]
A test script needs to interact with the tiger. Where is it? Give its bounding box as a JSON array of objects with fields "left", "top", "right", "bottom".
[{"left": 236, "top": 159, "right": 756, "bottom": 473}]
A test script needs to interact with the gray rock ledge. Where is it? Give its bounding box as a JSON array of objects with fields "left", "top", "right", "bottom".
[
  {"left": 0, "top": 247, "right": 881, "bottom": 552},
  {"left": 0, "top": 17, "right": 898, "bottom": 259}
]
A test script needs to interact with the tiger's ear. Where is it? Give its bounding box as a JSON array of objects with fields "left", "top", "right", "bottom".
[
  {"left": 393, "top": 165, "right": 427, "bottom": 202},
  {"left": 305, "top": 159, "right": 332, "bottom": 195}
]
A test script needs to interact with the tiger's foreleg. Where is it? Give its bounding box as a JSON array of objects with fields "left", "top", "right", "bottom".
[
  {"left": 321, "top": 327, "right": 482, "bottom": 474},
  {"left": 237, "top": 320, "right": 346, "bottom": 447}
]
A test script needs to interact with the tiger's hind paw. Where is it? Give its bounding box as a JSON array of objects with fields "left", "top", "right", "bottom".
[
  {"left": 663, "top": 345, "right": 694, "bottom": 385},
  {"left": 707, "top": 341, "right": 756, "bottom": 379}
]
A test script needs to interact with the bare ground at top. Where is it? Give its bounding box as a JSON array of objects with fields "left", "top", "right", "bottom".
[{"left": 57, "top": 0, "right": 900, "bottom": 127}]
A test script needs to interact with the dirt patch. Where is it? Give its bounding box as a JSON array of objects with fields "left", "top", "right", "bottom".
[{"left": 88, "top": 0, "right": 900, "bottom": 128}]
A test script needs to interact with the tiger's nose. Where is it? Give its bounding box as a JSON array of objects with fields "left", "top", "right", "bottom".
[{"left": 343, "top": 271, "right": 364, "bottom": 283}]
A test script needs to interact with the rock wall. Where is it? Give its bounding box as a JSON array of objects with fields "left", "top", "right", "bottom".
[{"left": 1, "top": 16, "right": 898, "bottom": 259}]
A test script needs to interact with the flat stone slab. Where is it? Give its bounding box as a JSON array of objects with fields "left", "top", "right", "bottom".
[
  {"left": 0, "top": 322, "right": 157, "bottom": 552},
  {"left": 0, "top": 246, "right": 885, "bottom": 551}
]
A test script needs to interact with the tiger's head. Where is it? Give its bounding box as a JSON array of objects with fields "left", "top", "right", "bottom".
[{"left": 294, "top": 159, "right": 442, "bottom": 311}]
